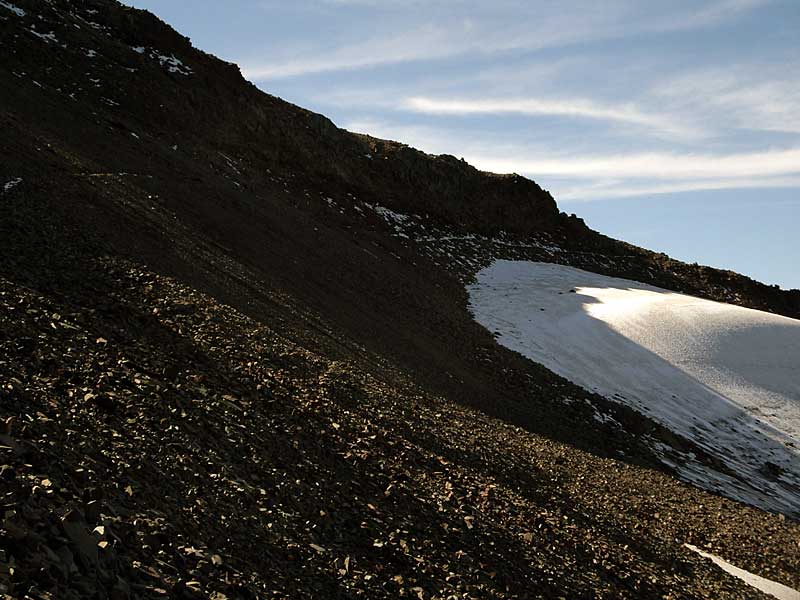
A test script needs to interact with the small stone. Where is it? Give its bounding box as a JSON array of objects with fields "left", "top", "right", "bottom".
[{"left": 0, "top": 465, "right": 15, "bottom": 481}]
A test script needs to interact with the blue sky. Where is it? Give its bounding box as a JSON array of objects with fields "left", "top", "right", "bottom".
[{"left": 126, "top": 0, "right": 799, "bottom": 289}]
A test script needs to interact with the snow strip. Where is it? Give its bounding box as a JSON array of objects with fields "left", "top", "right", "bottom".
[
  {"left": 0, "top": 1, "right": 24, "bottom": 16},
  {"left": 686, "top": 544, "right": 800, "bottom": 600},
  {"left": 3, "top": 178, "right": 22, "bottom": 193},
  {"left": 467, "top": 261, "right": 800, "bottom": 516},
  {"left": 29, "top": 28, "right": 61, "bottom": 45},
  {"left": 372, "top": 204, "right": 410, "bottom": 225}
]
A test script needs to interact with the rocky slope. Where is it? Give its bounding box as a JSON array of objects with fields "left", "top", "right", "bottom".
[{"left": 1, "top": 1, "right": 799, "bottom": 599}]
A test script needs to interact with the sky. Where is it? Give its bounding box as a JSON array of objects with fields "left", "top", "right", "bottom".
[{"left": 125, "top": 0, "right": 799, "bottom": 290}]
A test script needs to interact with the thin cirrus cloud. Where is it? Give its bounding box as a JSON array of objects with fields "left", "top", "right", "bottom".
[
  {"left": 240, "top": 19, "right": 602, "bottom": 80},
  {"left": 653, "top": 68, "right": 800, "bottom": 134},
  {"left": 468, "top": 148, "right": 800, "bottom": 181},
  {"left": 402, "top": 96, "right": 702, "bottom": 139},
  {"left": 649, "top": 0, "right": 769, "bottom": 30},
  {"left": 241, "top": 24, "right": 461, "bottom": 80},
  {"left": 241, "top": 0, "right": 766, "bottom": 80},
  {"left": 555, "top": 176, "right": 800, "bottom": 201}
]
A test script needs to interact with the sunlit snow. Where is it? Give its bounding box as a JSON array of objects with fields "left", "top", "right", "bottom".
[
  {"left": 156, "top": 53, "right": 192, "bottom": 75},
  {"left": 0, "top": 1, "right": 24, "bottom": 17},
  {"left": 467, "top": 260, "right": 800, "bottom": 516},
  {"left": 3, "top": 178, "right": 22, "bottom": 193},
  {"left": 686, "top": 544, "right": 800, "bottom": 600},
  {"left": 129, "top": 45, "right": 192, "bottom": 75},
  {"left": 29, "top": 28, "right": 62, "bottom": 45}
]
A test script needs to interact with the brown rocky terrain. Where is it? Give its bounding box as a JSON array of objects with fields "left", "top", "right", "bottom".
[{"left": 1, "top": 1, "right": 799, "bottom": 598}]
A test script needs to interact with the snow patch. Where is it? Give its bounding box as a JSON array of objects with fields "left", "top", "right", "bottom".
[
  {"left": 156, "top": 53, "right": 192, "bottom": 75},
  {"left": 130, "top": 46, "right": 192, "bottom": 75},
  {"left": 467, "top": 260, "right": 800, "bottom": 517},
  {"left": 29, "top": 28, "right": 63, "bottom": 46},
  {"left": 372, "top": 204, "right": 410, "bottom": 225},
  {"left": 686, "top": 544, "right": 800, "bottom": 600},
  {"left": 0, "top": 1, "right": 24, "bottom": 16},
  {"left": 3, "top": 178, "right": 22, "bottom": 193}
]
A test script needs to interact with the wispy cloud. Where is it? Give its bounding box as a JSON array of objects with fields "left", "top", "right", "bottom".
[
  {"left": 242, "top": 0, "right": 766, "bottom": 80},
  {"left": 402, "top": 96, "right": 702, "bottom": 139},
  {"left": 650, "top": 0, "right": 770, "bottom": 31},
  {"left": 653, "top": 66, "right": 800, "bottom": 134},
  {"left": 557, "top": 175, "right": 800, "bottom": 201},
  {"left": 242, "top": 24, "right": 462, "bottom": 79},
  {"left": 468, "top": 148, "right": 800, "bottom": 181}
]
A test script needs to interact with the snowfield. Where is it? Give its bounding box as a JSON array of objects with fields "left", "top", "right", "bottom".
[{"left": 467, "top": 261, "right": 800, "bottom": 516}]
